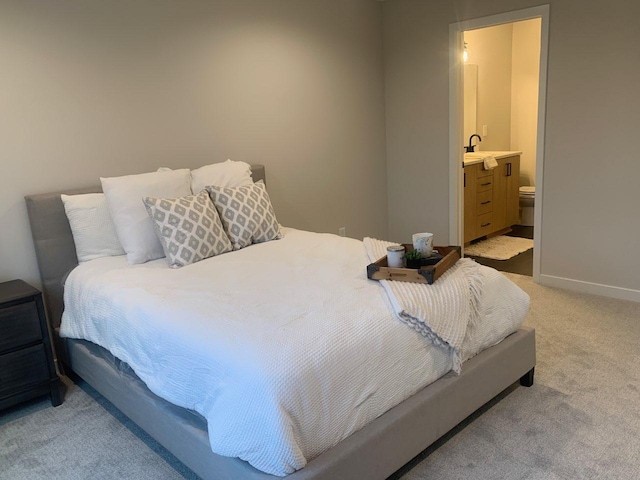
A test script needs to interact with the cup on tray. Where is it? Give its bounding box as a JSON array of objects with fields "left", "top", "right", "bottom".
[
  {"left": 412, "top": 232, "right": 434, "bottom": 257},
  {"left": 386, "top": 245, "right": 405, "bottom": 268}
]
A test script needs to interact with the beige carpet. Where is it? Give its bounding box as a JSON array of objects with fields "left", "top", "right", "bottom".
[
  {"left": 2, "top": 274, "right": 639, "bottom": 479},
  {"left": 394, "top": 273, "right": 640, "bottom": 479},
  {"left": 465, "top": 235, "right": 534, "bottom": 260}
]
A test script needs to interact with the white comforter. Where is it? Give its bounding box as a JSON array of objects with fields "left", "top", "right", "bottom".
[{"left": 61, "top": 228, "right": 529, "bottom": 476}]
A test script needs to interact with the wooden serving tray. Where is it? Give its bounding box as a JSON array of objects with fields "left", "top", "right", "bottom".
[{"left": 367, "top": 245, "right": 462, "bottom": 285}]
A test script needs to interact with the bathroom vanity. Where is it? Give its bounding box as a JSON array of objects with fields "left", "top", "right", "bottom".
[{"left": 463, "top": 152, "right": 521, "bottom": 244}]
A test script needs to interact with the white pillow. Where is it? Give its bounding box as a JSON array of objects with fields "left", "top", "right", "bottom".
[
  {"left": 61, "top": 193, "right": 126, "bottom": 263},
  {"left": 101, "top": 169, "right": 192, "bottom": 265},
  {"left": 190, "top": 159, "right": 253, "bottom": 193}
]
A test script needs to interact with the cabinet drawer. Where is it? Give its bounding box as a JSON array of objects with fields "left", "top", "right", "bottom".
[
  {"left": 0, "top": 301, "right": 42, "bottom": 353},
  {"left": 476, "top": 190, "right": 493, "bottom": 215},
  {"left": 0, "top": 344, "right": 50, "bottom": 398},
  {"left": 476, "top": 167, "right": 494, "bottom": 178},
  {"left": 476, "top": 177, "right": 494, "bottom": 192},
  {"left": 476, "top": 213, "right": 494, "bottom": 237}
]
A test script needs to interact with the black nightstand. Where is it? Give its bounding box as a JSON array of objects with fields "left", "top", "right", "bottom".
[{"left": 0, "top": 280, "right": 62, "bottom": 410}]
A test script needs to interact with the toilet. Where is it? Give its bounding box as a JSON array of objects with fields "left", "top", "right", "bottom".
[{"left": 519, "top": 186, "right": 535, "bottom": 226}]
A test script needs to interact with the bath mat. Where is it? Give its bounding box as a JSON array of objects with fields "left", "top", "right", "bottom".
[{"left": 465, "top": 236, "right": 533, "bottom": 260}]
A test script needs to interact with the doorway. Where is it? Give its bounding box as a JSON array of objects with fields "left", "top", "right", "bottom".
[{"left": 448, "top": 6, "right": 549, "bottom": 282}]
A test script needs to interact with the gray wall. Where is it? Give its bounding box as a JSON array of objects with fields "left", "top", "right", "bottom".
[
  {"left": 464, "top": 23, "right": 513, "bottom": 152},
  {"left": 3, "top": 0, "right": 639, "bottom": 299},
  {"left": 510, "top": 18, "right": 541, "bottom": 187},
  {"left": 384, "top": 0, "right": 640, "bottom": 295},
  {"left": 0, "top": 0, "right": 388, "bottom": 286}
]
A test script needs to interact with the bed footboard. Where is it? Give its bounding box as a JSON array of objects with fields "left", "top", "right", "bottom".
[{"left": 65, "top": 327, "right": 536, "bottom": 480}]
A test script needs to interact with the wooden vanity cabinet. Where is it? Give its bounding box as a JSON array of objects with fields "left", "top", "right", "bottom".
[
  {"left": 463, "top": 163, "right": 480, "bottom": 243},
  {"left": 504, "top": 156, "right": 520, "bottom": 226},
  {"left": 463, "top": 155, "right": 520, "bottom": 244}
]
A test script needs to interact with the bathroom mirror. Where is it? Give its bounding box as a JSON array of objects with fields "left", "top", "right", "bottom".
[{"left": 463, "top": 64, "right": 478, "bottom": 145}]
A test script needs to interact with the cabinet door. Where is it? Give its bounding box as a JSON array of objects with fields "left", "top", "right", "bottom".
[
  {"left": 492, "top": 159, "right": 508, "bottom": 231},
  {"left": 505, "top": 156, "right": 521, "bottom": 226},
  {"left": 463, "top": 165, "right": 477, "bottom": 243}
]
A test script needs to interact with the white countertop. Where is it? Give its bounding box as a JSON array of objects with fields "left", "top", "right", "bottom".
[{"left": 463, "top": 151, "right": 522, "bottom": 166}]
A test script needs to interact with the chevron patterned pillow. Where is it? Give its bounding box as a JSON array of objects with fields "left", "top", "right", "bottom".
[
  {"left": 206, "top": 180, "right": 281, "bottom": 250},
  {"left": 143, "top": 191, "right": 232, "bottom": 268}
]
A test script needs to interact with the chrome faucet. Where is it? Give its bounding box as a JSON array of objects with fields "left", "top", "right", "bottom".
[{"left": 465, "top": 134, "right": 482, "bottom": 153}]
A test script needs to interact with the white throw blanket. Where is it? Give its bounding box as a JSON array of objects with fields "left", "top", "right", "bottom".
[{"left": 364, "top": 238, "right": 484, "bottom": 373}]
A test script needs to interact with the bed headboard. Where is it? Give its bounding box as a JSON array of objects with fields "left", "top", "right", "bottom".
[{"left": 25, "top": 164, "right": 266, "bottom": 331}]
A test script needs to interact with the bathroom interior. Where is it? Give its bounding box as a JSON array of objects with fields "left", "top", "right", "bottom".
[{"left": 462, "top": 18, "right": 541, "bottom": 276}]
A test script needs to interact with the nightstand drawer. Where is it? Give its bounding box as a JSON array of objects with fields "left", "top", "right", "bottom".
[
  {"left": 0, "top": 344, "right": 50, "bottom": 398},
  {"left": 0, "top": 301, "right": 42, "bottom": 353}
]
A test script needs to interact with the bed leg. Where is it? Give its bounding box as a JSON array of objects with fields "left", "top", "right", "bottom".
[{"left": 519, "top": 367, "right": 535, "bottom": 387}]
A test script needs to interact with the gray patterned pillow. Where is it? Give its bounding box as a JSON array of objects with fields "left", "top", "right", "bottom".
[
  {"left": 206, "top": 180, "right": 281, "bottom": 250},
  {"left": 143, "top": 191, "right": 232, "bottom": 268}
]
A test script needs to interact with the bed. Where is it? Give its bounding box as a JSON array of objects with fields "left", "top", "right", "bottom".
[{"left": 25, "top": 164, "right": 536, "bottom": 480}]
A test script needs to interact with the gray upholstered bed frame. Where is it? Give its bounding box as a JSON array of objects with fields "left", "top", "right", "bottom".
[{"left": 25, "top": 164, "right": 536, "bottom": 480}]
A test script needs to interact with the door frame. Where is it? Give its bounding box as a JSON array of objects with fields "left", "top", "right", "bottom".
[{"left": 448, "top": 5, "right": 550, "bottom": 282}]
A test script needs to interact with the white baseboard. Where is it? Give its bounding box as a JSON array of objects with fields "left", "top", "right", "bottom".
[{"left": 538, "top": 274, "right": 640, "bottom": 303}]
